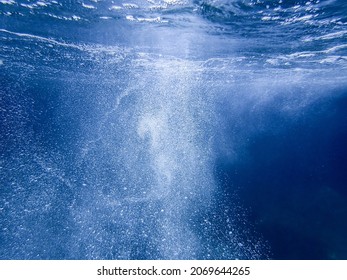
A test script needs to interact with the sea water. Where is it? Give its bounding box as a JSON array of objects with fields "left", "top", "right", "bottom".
[{"left": 1, "top": 0, "right": 347, "bottom": 259}]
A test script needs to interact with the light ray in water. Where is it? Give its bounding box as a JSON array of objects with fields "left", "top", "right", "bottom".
[{"left": 69, "top": 51, "right": 267, "bottom": 259}]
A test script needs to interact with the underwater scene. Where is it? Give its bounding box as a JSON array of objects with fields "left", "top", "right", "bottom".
[{"left": 1, "top": 0, "right": 347, "bottom": 259}]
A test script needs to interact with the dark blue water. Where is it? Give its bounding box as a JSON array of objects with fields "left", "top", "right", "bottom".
[{"left": 1, "top": 0, "right": 347, "bottom": 259}]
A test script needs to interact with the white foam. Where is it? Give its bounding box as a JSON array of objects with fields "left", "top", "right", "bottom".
[
  {"left": 125, "top": 15, "right": 168, "bottom": 23},
  {"left": 325, "top": 44, "right": 347, "bottom": 53},
  {"left": 0, "top": 28, "right": 85, "bottom": 49},
  {"left": 319, "top": 30, "right": 347, "bottom": 40},
  {"left": 72, "top": 15, "right": 81, "bottom": 21},
  {"left": 20, "top": 3, "right": 35, "bottom": 9},
  {"left": 303, "top": 30, "right": 347, "bottom": 42},
  {"left": 109, "top": 5, "right": 122, "bottom": 10},
  {"left": 0, "top": 0, "right": 15, "bottom": 5},
  {"left": 82, "top": 3, "right": 96, "bottom": 9},
  {"left": 122, "top": 3, "right": 139, "bottom": 9},
  {"left": 261, "top": 16, "right": 271, "bottom": 21},
  {"left": 266, "top": 58, "right": 279, "bottom": 65},
  {"left": 125, "top": 15, "right": 135, "bottom": 21},
  {"left": 163, "top": 0, "right": 184, "bottom": 4},
  {"left": 319, "top": 56, "right": 347, "bottom": 63},
  {"left": 137, "top": 16, "right": 167, "bottom": 23},
  {"left": 36, "top": 1, "right": 48, "bottom": 7}
]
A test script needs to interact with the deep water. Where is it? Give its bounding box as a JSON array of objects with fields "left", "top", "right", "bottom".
[{"left": 1, "top": 0, "right": 347, "bottom": 259}]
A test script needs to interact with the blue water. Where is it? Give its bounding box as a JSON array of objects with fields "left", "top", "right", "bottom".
[{"left": 1, "top": 0, "right": 347, "bottom": 259}]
